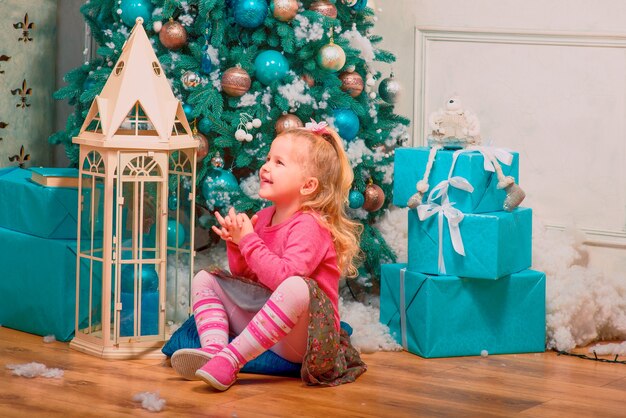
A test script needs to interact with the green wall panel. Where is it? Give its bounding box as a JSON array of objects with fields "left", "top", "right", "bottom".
[{"left": 0, "top": 0, "right": 56, "bottom": 168}]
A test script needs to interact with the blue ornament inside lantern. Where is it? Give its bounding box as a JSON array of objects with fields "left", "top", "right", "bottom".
[
  {"left": 119, "top": 235, "right": 156, "bottom": 261},
  {"left": 167, "top": 218, "right": 186, "bottom": 247},
  {"left": 234, "top": 0, "right": 269, "bottom": 28},
  {"left": 254, "top": 50, "right": 289, "bottom": 85},
  {"left": 120, "top": 264, "right": 159, "bottom": 293},
  {"left": 119, "top": 0, "right": 154, "bottom": 27},
  {"left": 201, "top": 44, "right": 213, "bottom": 74},
  {"left": 201, "top": 167, "right": 239, "bottom": 209},
  {"left": 349, "top": 190, "right": 365, "bottom": 209},
  {"left": 119, "top": 289, "right": 159, "bottom": 337},
  {"left": 119, "top": 264, "right": 159, "bottom": 337},
  {"left": 333, "top": 108, "right": 360, "bottom": 140},
  {"left": 183, "top": 103, "right": 194, "bottom": 119},
  {"left": 198, "top": 117, "right": 213, "bottom": 135},
  {"left": 168, "top": 194, "right": 179, "bottom": 211}
]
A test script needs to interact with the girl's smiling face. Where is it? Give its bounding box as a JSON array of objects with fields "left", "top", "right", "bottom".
[{"left": 258, "top": 135, "right": 310, "bottom": 205}]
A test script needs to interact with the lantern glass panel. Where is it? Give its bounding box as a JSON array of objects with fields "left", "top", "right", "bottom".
[
  {"left": 114, "top": 155, "right": 165, "bottom": 340},
  {"left": 77, "top": 164, "right": 105, "bottom": 338},
  {"left": 166, "top": 150, "right": 194, "bottom": 326},
  {"left": 119, "top": 262, "right": 160, "bottom": 337}
]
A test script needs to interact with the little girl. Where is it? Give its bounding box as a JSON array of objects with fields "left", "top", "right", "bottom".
[{"left": 171, "top": 121, "right": 367, "bottom": 391}]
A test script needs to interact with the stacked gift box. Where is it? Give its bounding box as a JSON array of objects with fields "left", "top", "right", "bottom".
[
  {"left": 380, "top": 147, "right": 546, "bottom": 358},
  {"left": 0, "top": 167, "right": 87, "bottom": 341}
]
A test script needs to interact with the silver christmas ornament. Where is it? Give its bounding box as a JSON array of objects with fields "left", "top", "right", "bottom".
[
  {"left": 181, "top": 70, "right": 200, "bottom": 88},
  {"left": 211, "top": 152, "right": 225, "bottom": 168},
  {"left": 378, "top": 73, "right": 401, "bottom": 104}
]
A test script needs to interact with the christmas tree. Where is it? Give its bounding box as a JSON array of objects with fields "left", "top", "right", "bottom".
[{"left": 51, "top": 0, "right": 410, "bottom": 297}]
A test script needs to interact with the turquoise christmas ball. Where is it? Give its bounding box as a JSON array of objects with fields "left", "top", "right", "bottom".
[
  {"left": 120, "top": 265, "right": 159, "bottom": 293},
  {"left": 333, "top": 108, "right": 360, "bottom": 140},
  {"left": 119, "top": 0, "right": 154, "bottom": 27},
  {"left": 254, "top": 50, "right": 289, "bottom": 85},
  {"left": 201, "top": 168, "right": 239, "bottom": 208},
  {"left": 234, "top": 0, "right": 269, "bottom": 28},
  {"left": 183, "top": 103, "right": 193, "bottom": 119},
  {"left": 198, "top": 117, "right": 213, "bottom": 134},
  {"left": 167, "top": 219, "right": 186, "bottom": 247},
  {"left": 83, "top": 78, "right": 96, "bottom": 91},
  {"left": 349, "top": 190, "right": 365, "bottom": 209},
  {"left": 352, "top": 0, "right": 368, "bottom": 11}
]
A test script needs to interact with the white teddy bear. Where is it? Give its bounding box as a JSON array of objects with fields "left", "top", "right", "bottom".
[{"left": 428, "top": 96, "right": 481, "bottom": 147}]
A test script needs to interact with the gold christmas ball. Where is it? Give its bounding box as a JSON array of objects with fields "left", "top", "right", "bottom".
[
  {"left": 342, "top": 0, "right": 358, "bottom": 6},
  {"left": 273, "top": 0, "right": 299, "bottom": 22},
  {"left": 339, "top": 71, "right": 364, "bottom": 97},
  {"left": 316, "top": 42, "right": 346, "bottom": 72},
  {"left": 309, "top": 0, "right": 338, "bottom": 18},
  {"left": 362, "top": 183, "right": 385, "bottom": 212},
  {"left": 275, "top": 114, "right": 304, "bottom": 134},
  {"left": 301, "top": 74, "right": 315, "bottom": 87},
  {"left": 194, "top": 132, "right": 209, "bottom": 160},
  {"left": 221, "top": 66, "right": 252, "bottom": 97},
  {"left": 159, "top": 19, "right": 188, "bottom": 50}
]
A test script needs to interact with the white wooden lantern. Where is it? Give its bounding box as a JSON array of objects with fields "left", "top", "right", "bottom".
[{"left": 70, "top": 18, "right": 199, "bottom": 359}]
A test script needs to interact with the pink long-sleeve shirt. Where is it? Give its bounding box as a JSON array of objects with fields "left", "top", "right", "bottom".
[{"left": 227, "top": 206, "right": 341, "bottom": 330}]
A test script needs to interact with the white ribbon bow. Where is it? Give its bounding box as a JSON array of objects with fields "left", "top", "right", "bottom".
[
  {"left": 427, "top": 176, "right": 474, "bottom": 203},
  {"left": 451, "top": 145, "right": 513, "bottom": 174},
  {"left": 417, "top": 196, "right": 466, "bottom": 275}
]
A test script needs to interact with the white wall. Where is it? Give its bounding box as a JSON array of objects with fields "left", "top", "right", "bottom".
[{"left": 376, "top": 0, "right": 626, "bottom": 275}]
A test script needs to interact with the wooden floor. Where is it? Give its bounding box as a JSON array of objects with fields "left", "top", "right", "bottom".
[{"left": 1, "top": 327, "right": 625, "bottom": 417}]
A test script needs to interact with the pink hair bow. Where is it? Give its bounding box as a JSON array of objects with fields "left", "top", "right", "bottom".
[{"left": 304, "top": 119, "right": 329, "bottom": 135}]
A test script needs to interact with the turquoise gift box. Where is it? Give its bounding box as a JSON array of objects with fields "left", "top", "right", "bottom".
[
  {"left": 380, "top": 263, "right": 546, "bottom": 358},
  {"left": 408, "top": 207, "right": 532, "bottom": 279},
  {"left": 0, "top": 167, "right": 79, "bottom": 239},
  {"left": 393, "top": 147, "right": 519, "bottom": 213},
  {"left": 0, "top": 226, "right": 99, "bottom": 341}
]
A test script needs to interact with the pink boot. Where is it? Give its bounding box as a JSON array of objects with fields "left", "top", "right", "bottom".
[
  {"left": 171, "top": 347, "right": 221, "bottom": 381},
  {"left": 195, "top": 355, "right": 239, "bottom": 391}
]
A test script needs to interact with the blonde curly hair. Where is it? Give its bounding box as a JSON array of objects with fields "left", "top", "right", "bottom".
[{"left": 276, "top": 126, "right": 363, "bottom": 277}]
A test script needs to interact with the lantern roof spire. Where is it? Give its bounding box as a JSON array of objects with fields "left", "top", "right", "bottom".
[{"left": 78, "top": 17, "right": 193, "bottom": 143}]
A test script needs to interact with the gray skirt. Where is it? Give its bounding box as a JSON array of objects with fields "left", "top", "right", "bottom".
[{"left": 209, "top": 268, "right": 272, "bottom": 312}]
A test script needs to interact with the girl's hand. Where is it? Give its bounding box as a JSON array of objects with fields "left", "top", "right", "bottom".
[
  {"left": 212, "top": 209, "right": 259, "bottom": 244},
  {"left": 229, "top": 213, "right": 256, "bottom": 245},
  {"left": 227, "top": 207, "right": 241, "bottom": 228},
  {"left": 212, "top": 210, "right": 233, "bottom": 242}
]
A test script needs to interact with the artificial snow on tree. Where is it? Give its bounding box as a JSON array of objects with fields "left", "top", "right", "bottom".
[{"left": 51, "top": 0, "right": 410, "bottom": 296}]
